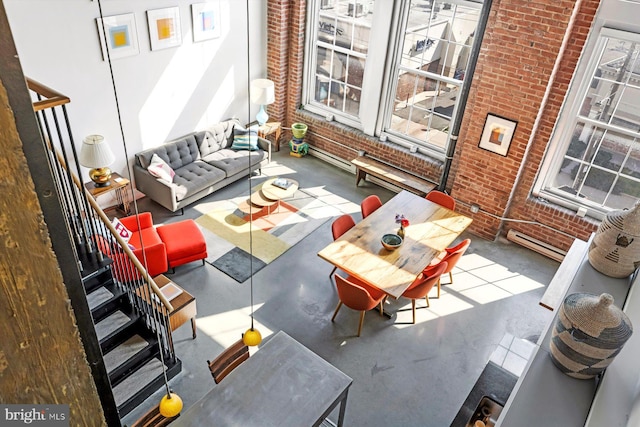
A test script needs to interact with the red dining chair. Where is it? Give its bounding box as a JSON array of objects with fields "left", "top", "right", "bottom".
[
  {"left": 332, "top": 274, "right": 386, "bottom": 337},
  {"left": 361, "top": 194, "right": 383, "bottom": 219},
  {"left": 426, "top": 190, "right": 456, "bottom": 210},
  {"left": 432, "top": 239, "right": 471, "bottom": 297},
  {"left": 329, "top": 214, "right": 356, "bottom": 279},
  {"left": 401, "top": 261, "right": 448, "bottom": 324}
]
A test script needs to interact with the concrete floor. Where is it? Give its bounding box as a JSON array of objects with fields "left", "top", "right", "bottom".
[{"left": 120, "top": 148, "right": 558, "bottom": 427}]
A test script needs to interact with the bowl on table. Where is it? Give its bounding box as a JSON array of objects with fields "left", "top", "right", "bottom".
[{"left": 381, "top": 233, "right": 403, "bottom": 250}]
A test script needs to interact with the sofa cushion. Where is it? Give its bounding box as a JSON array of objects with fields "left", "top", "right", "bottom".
[
  {"left": 172, "top": 160, "right": 226, "bottom": 201},
  {"left": 202, "top": 148, "right": 267, "bottom": 177},
  {"left": 231, "top": 126, "right": 259, "bottom": 151},
  {"left": 147, "top": 154, "right": 176, "bottom": 182},
  {"left": 199, "top": 119, "right": 238, "bottom": 156},
  {"left": 136, "top": 133, "right": 201, "bottom": 170}
]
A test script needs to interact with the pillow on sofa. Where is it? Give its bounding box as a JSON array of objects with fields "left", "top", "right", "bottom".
[
  {"left": 231, "top": 126, "right": 259, "bottom": 151},
  {"left": 148, "top": 153, "right": 176, "bottom": 182},
  {"left": 112, "top": 217, "right": 133, "bottom": 243}
]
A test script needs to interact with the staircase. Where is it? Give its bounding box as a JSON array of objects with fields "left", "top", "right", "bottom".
[
  {"left": 27, "top": 77, "right": 182, "bottom": 421},
  {"left": 82, "top": 254, "right": 181, "bottom": 417}
]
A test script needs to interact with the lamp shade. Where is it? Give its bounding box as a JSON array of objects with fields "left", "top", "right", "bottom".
[
  {"left": 250, "top": 79, "right": 275, "bottom": 105},
  {"left": 79, "top": 135, "right": 115, "bottom": 168}
]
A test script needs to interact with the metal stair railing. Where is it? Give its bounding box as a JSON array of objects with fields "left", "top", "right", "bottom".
[{"left": 27, "top": 77, "right": 176, "bottom": 362}]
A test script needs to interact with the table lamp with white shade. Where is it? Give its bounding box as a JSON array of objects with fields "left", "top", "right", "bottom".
[
  {"left": 79, "top": 134, "right": 116, "bottom": 187},
  {"left": 250, "top": 79, "right": 275, "bottom": 126}
]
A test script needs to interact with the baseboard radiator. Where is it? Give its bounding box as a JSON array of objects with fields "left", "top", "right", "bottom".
[
  {"left": 506, "top": 230, "right": 567, "bottom": 262},
  {"left": 308, "top": 145, "right": 354, "bottom": 171}
]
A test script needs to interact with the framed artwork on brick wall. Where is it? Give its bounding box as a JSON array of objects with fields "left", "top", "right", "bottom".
[
  {"left": 147, "top": 7, "right": 182, "bottom": 51},
  {"left": 478, "top": 113, "right": 518, "bottom": 157},
  {"left": 191, "top": 2, "right": 221, "bottom": 42}
]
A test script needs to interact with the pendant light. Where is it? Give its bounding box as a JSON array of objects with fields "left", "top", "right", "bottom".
[
  {"left": 242, "top": 0, "right": 262, "bottom": 347},
  {"left": 96, "top": 0, "right": 183, "bottom": 416}
]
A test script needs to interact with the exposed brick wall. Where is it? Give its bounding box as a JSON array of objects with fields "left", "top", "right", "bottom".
[
  {"left": 449, "top": 0, "right": 601, "bottom": 250},
  {"left": 266, "top": 0, "right": 289, "bottom": 123},
  {"left": 268, "top": 0, "right": 602, "bottom": 251}
]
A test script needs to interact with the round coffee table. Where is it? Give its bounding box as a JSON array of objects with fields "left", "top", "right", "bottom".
[
  {"left": 260, "top": 177, "right": 299, "bottom": 202},
  {"left": 240, "top": 178, "right": 299, "bottom": 218}
]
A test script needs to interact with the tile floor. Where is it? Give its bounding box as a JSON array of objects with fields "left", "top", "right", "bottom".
[{"left": 119, "top": 148, "right": 559, "bottom": 427}]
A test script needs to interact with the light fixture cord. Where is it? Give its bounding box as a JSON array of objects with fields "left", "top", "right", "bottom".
[
  {"left": 96, "top": 0, "right": 170, "bottom": 397},
  {"left": 246, "top": 0, "right": 255, "bottom": 331}
]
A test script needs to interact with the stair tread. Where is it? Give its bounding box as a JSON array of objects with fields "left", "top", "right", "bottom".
[
  {"left": 95, "top": 310, "right": 131, "bottom": 341},
  {"left": 113, "top": 357, "right": 166, "bottom": 407},
  {"left": 87, "top": 286, "right": 114, "bottom": 310},
  {"left": 104, "top": 335, "right": 150, "bottom": 373}
]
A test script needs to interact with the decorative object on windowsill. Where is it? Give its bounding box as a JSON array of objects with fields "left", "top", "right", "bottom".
[
  {"left": 550, "top": 292, "right": 633, "bottom": 379},
  {"left": 381, "top": 233, "right": 403, "bottom": 251},
  {"left": 588, "top": 200, "right": 640, "bottom": 278},
  {"left": 251, "top": 79, "right": 275, "bottom": 126},
  {"left": 79, "top": 134, "right": 116, "bottom": 187},
  {"left": 289, "top": 122, "right": 309, "bottom": 157},
  {"left": 395, "top": 213, "right": 409, "bottom": 238}
]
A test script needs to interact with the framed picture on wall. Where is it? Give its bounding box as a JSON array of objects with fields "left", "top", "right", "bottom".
[
  {"left": 96, "top": 13, "right": 139, "bottom": 60},
  {"left": 147, "top": 7, "right": 182, "bottom": 51},
  {"left": 191, "top": 2, "right": 221, "bottom": 42},
  {"left": 478, "top": 113, "right": 518, "bottom": 156}
]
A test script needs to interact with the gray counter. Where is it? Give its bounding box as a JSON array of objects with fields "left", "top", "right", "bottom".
[{"left": 495, "top": 238, "right": 632, "bottom": 427}]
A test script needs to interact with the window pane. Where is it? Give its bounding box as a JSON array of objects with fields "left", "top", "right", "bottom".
[
  {"left": 386, "top": 0, "right": 481, "bottom": 150},
  {"left": 553, "top": 124, "right": 640, "bottom": 208},
  {"left": 312, "top": 0, "right": 373, "bottom": 118}
]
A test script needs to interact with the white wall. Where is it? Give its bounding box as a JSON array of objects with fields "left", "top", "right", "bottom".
[{"left": 4, "top": 0, "right": 267, "bottom": 180}]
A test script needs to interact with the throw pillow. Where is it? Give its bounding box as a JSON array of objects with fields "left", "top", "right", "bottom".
[
  {"left": 112, "top": 217, "right": 133, "bottom": 243},
  {"left": 147, "top": 154, "right": 176, "bottom": 182},
  {"left": 231, "top": 126, "right": 259, "bottom": 151}
]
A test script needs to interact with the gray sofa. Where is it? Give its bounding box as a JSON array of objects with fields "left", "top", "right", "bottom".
[{"left": 133, "top": 119, "right": 270, "bottom": 212}]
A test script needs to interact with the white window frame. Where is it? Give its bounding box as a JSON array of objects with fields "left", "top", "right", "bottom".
[
  {"left": 534, "top": 1, "right": 640, "bottom": 220},
  {"left": 301, "top": 0, "right": 483, "bottom": 158}
]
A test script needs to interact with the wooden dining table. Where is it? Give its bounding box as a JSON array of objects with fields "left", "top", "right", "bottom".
[{"left": 318, "top": 190, "right": 472, "bottom": 299}]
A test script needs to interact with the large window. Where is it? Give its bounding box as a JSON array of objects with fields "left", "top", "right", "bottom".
[
  {"left": 536, "top": 28, "right": 640, "bottom": 217},
  {"left": 303, "top": 0, "right": 484, "bottom": 156}
]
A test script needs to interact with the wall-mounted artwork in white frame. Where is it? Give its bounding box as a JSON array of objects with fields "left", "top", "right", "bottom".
[
  {"left": 147, "top": 7, "right": 182, "bottom": 51},
  {"left": 478, "top": 113, "right": 518, "bottom": 157},
  {"left": 191, "top": 2, "right": 221, "bottom": 42},
  {"left": 96, "top": 13, "right": 139, "bottom": 60}
]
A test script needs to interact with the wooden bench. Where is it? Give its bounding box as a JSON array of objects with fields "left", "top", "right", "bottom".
[{"left": 351, "top": 156, "right": 436, "bottom": 196}]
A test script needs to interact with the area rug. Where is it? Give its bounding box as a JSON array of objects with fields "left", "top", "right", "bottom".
[{"left": 195, "top": 184, "right": 352, "bottom": 282}]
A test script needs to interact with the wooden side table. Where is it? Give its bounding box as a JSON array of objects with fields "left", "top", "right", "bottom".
[
  {"left": 84, "top": 172, "right": 132, "bottom": 215},
  {"left": 153, "top": 274, "right": 197, "bottom": 339},
  {"left": 249, "top": 121, "right": 282, "bottom": 152}
]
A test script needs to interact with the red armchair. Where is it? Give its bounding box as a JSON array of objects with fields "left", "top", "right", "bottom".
[
  {"left": 401, "top": 261, "right": 448, "bottom": 324},
  {"left": 329, "top": 214, "right": 356, "bottom": 280},
  {"left": 95, "top": 212, "right": 168, "bottom": 282},
  {"left": 425, "top": 190, "right": 456, "bottom": 210},
  {"left": 332, "top": 274, "right": 386, "bottom": 337},
  {"left": 360, "top": 195, "right": 382, "bottom": 219},
  {"left": 118, "top": 213, "right": 168, "bottom": 277}
]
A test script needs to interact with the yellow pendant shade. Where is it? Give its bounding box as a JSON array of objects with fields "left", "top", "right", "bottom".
[
  {"left": 159, "top": 392, "right": 183, "bottom": 418},
  {"left": 243, "top": 328, "right": 262, "bottom": 346}
]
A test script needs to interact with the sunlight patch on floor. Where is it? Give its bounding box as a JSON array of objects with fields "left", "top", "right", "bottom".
[
  {"left": 493, "top": 275, "right": 545, "bottom": 294},
  {"left": 392, "top": 292, "right": 474, "bottom": 328},
  {"left": 460, "top": 283, "right": 513, "bottom": 304},
  {"left": 391, "top": 251, "right": 547, "bottom": 328},
  {"left": 197, "top": 303, "right": 273, "bottom": 349}
]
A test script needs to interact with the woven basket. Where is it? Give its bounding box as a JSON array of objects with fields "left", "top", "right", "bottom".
[
  {"left": 588, "top": 201, "right": 640, "bottom": 278},
  {"left": 550, "top": 293, "right": 633, "bottom": 379}
]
